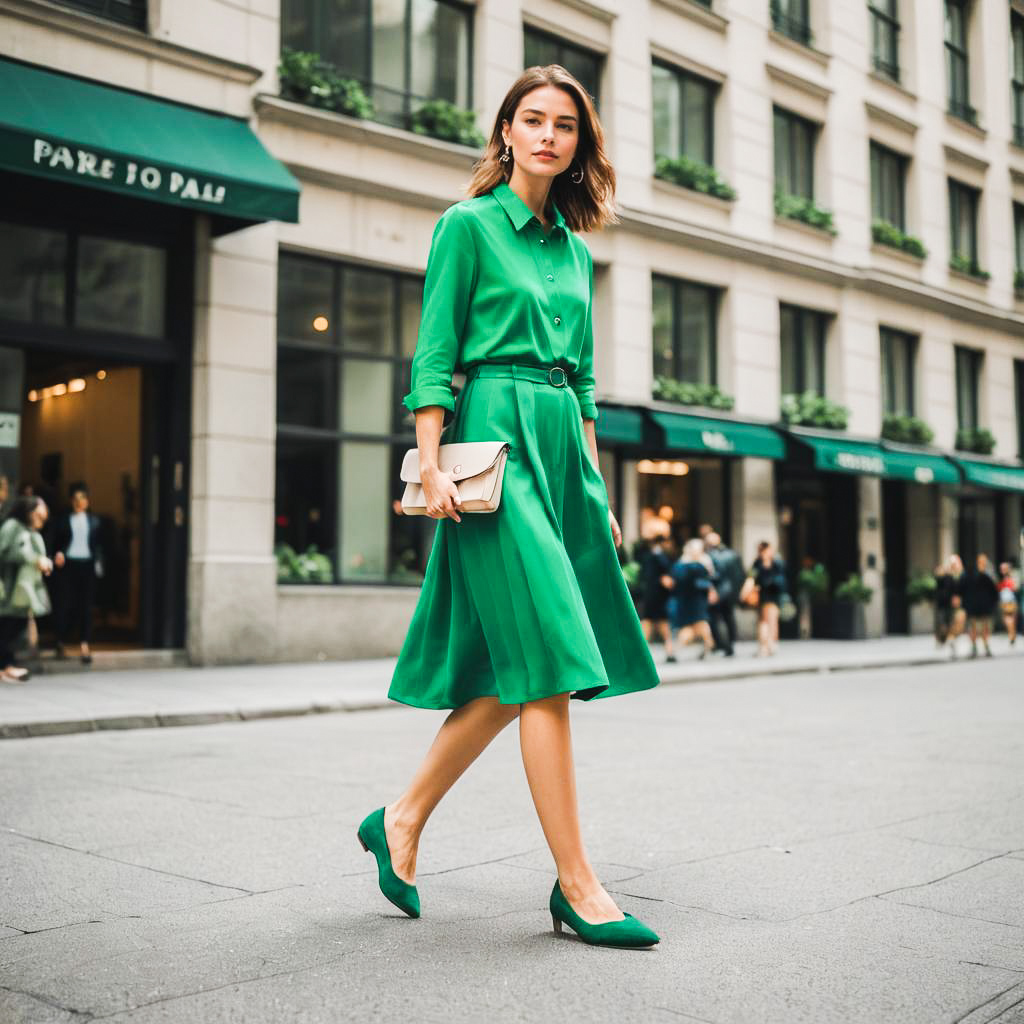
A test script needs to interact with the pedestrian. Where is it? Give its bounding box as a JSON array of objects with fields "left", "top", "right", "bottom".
[
  {"left": 363, "top": 65, "right": 660, "bottom": 949},
  {"left": 664, "top": 538, "right": 716, "bottom": 659},
  {"left": 640, "top": 536, "right": 677, "bottom": 662},
  {"left": 742, "top": 540, "right": 787, "bottom": 657},
  {"left": 0, "top": 496, "right": 53, "bottom": 684},
  {"left": 962, "top": 553, "right": 999, "bottom": 658},
  {"left": 51, "top": 482, "right": 104, "bottom": 665},
  {"left": 997, "top": 562, "right": 1019, "bottom": 646},
  {"left": 705, "top": 530, "right": 742, "bottom": 657}
]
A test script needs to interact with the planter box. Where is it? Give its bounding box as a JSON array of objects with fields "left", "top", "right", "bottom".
[{"left": 831, "top": 601, "right": 868, "bottom": 640}]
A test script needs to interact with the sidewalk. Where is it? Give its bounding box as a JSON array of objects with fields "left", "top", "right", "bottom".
[{"left": 1, "top": 634, "right": 1020, "bottom": 739}]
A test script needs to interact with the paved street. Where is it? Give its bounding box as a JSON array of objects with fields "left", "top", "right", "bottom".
[{"left": 1, "top": 661, "right": 1022, "bottom": 1024}]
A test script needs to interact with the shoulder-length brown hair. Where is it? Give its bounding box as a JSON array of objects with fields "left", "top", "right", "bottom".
[{"left": 465, "top": 66, "right": 617, "bottom": 234}]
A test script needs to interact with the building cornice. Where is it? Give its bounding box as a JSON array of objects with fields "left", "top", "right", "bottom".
[
  {"left": 652, "top": 0, "right": 729, "bottom": 33},
  {"left": 767, "top": 29, "right": 831, "bottom": 68},
  {"left": 864, "top": 102, "right": 918, "bottom": 139},
  {"left": 522, "top": 10, "right": 611, "bottom": 52},
  {"left": 537, "top": 0, "right": 617, "bottom": 24},
  {"left": 651, "top": 44, "right": 727, "bottom": 84},
  {"left": 766, "top": 62, "right": 832, "bottom": 102},
  {"left": 943, "top": 143, "right": 990, "bottom": 175}
]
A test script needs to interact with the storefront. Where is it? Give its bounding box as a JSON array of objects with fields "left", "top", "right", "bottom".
[
  {"left": 0, "top": 57, "right": 299, "bottom": 653},
  {"left": 948, "top": 457, "right": 1024, "bottom": 566}
]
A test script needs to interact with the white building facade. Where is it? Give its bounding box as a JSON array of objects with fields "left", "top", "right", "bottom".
[{"left": 1, "top": 0, "right": 1022, "bottom": 661}]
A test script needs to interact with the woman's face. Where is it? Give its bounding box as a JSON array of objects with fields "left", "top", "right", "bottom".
[
  {"left": 502, "top": 85, "right": 580, "bottom": 180},
  {"left": 30, "top": 500, "right": 47, "bottom": 531}
]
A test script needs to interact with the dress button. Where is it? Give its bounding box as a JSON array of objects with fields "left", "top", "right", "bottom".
[
  {"left": 539, "top": 239, "right": 546, "bottom": 245},
  {"left": 553, "top": 316, "right": 562, "bottom": 325},
  {"left": 546, "top": 274, "right": 554, "bottom": 281}
]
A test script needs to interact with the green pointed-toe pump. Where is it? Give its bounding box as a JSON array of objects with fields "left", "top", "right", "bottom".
[
  {"left": 357, "top": 807, "right": 420, "bottom": 919},
  {"left": 549, "top": 880, "right": 659, "bottom": 948}
]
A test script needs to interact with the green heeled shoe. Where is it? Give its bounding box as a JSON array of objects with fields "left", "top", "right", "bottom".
[
  {"left": 549, "top": 880, "right": 659, "bottom": 948},
  {"left": 356, "top": 807, "right": 420, "bottom": 919}
]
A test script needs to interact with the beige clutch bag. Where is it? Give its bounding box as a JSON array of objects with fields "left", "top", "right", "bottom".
[{"left": 399, "top": 440, "right": 511, "bottom": 515}]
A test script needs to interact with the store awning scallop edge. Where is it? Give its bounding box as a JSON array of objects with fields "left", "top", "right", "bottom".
[
  {"left": 0, "top": 58, "right": 299, "bottom": 224},
  {"left": 649, "top": 409, "right": 786, "bottom": 459},
  {"left": 789, "top": 429, "right": 960, "bottom": 484},
  {"left": 951, "top": 456, "right": 1024, "bottom": 493}
]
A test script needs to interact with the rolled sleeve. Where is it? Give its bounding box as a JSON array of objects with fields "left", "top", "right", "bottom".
[
  {"left": 402, "top": 208, "right": 478, "bottom": 415},
  {"left": 570, "top": 245, "right": 599, "bottom": 422}
]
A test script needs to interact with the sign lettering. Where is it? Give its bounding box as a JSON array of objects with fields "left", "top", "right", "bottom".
[
  {"left": 700, "top": 429, "right": 735, "bottom": 453},
  {"left": 835, "top": 451, "right": 886, "bottom": 474}
]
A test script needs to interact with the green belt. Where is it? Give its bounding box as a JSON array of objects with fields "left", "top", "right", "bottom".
[{"left": 464, "top": 362, "right": 571, "bottom": 388}]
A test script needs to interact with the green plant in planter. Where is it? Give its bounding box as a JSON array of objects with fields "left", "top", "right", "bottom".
[
  {"left": 410, "top": 99, "right": 486, "bottom": 147},
  {"left": 275, "top": 543, "right": 335, "bottom": 584},
  {"left": 871, "top": 219, "right": 927, "bottom": 259},
  {"left": 906, "top": 572, "right": 937, "bottom": 606},
  {"left": 955, "top": 427, "right": 997, "bottom": 455},
  {"left": 796, "top": 562, "right": 830, "bottom": 604},
  {"left": 1015, "top": 268, "right": 1024, "bottom": 294},
  {"left": 654, "top": 155, "right": 737, "bottom": 201},
  {"left": 774, "top": 190, "right": 838, "bottom": 235},
  {"left": 652, "top": 376, "right": 736, "bottom": 410},
  {"left": 881, "top": 414, "right": 935, "bottom": 445},
  {"left": 780, "top": 391, "right": 850, "bottom": 430},
  {"left": 834, "top": 573, "right": 873, "bottom": 604},
  {"left": 278, "top": 49, "right": 374, "bottom": 119},
  {"left": 949, "top": 253, "right": 991, "bottom": 281}
]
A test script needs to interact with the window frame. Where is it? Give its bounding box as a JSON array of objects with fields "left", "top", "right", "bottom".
[
  {"left": 948, "top": 178, "right": 981, "bottom": 270},
  {"left": 954, "top": 344, "right": 983, "bottom": 433},
  {"left": 51, "top": 0, "right": 147, "bottom": 29},
  {"left": 773, "top": 106, "right": 817, "bottom": 200},
  {"left": 944, "top": 0, "right": 976, "bottom": 124},
  {"left": 1013, "top": 10, "right": 1024, "bottom": 147},
  {"left": 523, "top": 23, "right": 604, "bottom": 108},
  {"left": 1015, "top": 358, "right": 1024, "bottom": 459},
  {"left": 879, "top": 326, "right": 916, "bottom": 418},
  {"left": 651, "top": 58, "right": 717, "bottom": 166},
  {"left": 651, "top": 273, "right": 720, "bottom": 389},
  {"left": 869, "top": 140, "right": 907, "bottom": 230},
  {"left": 779, "top": 303, "right": 828, "bottom": 397},
  {"left": 770, "top": 0, "right": 812, "bottom": 47},
  {"left": 868, "top": 0, "right": 900, "bottom": 82},
  {"left": 1014, "top": 201, "right": 1024, "bottom": 274}
]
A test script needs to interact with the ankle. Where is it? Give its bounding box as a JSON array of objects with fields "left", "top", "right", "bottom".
[{"left": 385, "top": 799, "right": 425, "bottom": 839}]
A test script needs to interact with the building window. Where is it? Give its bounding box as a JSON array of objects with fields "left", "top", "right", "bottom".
[
  {"left": 524, "top": 25, "right": 602, "bottom": 107},
  {"left": 276, "top": 252, "right": 433, "bottom": 585},
  {"left": 870, "top": 141, "right": 906, "bottom": 230},
  {"left": 948, "top": 179, "right": 981, "bottom": 272},
  {"left": 1015, "top": 360, "right": 1024, "bottom": 458},
  {"left": 51, "top": 0, "right": 146, "bottom": 29},
  {"left": 868, "top": 0, "right": 900, "bottom": 81},
  {"left": 954, "top": 344, "right": 982, "bottom": 432},
  {"left": 880, "top": 327, "right": 915, "bottom": 417},
  {"left": 774, "top": 107, "right": 816, "bottom": 200},
  {"left": 780, "top": 304, "right": 827, "bottom": 396},
  {"left": 1015, "top": 202, "right": 1024, "bottom": 287},
  {"left": 652, "top": 61, "right": 715, "bottom": 165},
  {"left": 652, "top": 275, "right": 718, "bottom": 388},
  {"left": 281, "top": 0, "right": 473, "bottom": 131},
  {"left": 771, "top": 0, "right": 812, "bottom": 46},
  {"left": 1013, "top": 11, "right": 1024, "bottom": 146},
  {"left": 945, "top": 0, "right": 976, "bottom": 124}
]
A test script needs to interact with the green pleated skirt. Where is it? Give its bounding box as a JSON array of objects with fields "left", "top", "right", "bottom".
[{"left": 388, "top": 362, "right": 661, "bottom": 709}]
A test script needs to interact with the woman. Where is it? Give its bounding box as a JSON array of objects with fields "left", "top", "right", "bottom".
[
  {"left": 640, "top": 537, "right": 676, "bottom": 662},
  {"left": 0, "top": 496, "right": 53, "bottom": 683},
  {"left": 963, "top": 553, "right": 999, "bottom": 658},
  {"left": 360, "top": 66, "right": 660, "bottom": 949},
  {"left": 664, "top": 538, "right": 716, "bottom": 659},
  {"left": 743, "top": 540, "right": 787, "bottom": 657},
  {"left": 997, "top": 562, "right": 1019, "bottom": 647}
]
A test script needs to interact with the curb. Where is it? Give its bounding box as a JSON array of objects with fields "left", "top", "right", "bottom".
[{"left": 1, "top": 648, "right": 1018, "bottom": 741}]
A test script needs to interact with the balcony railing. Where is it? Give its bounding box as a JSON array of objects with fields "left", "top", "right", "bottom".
[{"left": 52, "top": 0, "right": 146, "bottom": 29}]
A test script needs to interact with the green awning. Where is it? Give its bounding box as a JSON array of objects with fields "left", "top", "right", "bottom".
[
  {"left": 649, "top": 410, "right": 785, "bottom": 459},
  {"left": 792, "top": 432, "right": 959, "bottom": 484},
  {"left": 953, "top": 457, "right": 1024, "bottom": 493},
  {"left": 596, "top": 405, "right": 645, "bottom": 445},
  {"left": 0, "top": 58, "right": 299, "bottom": 224}
]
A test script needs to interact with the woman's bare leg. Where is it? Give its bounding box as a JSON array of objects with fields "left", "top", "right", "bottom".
[
  {"left": 658, "top": 620, "right": 674, "bottom": 655},
  {"left": 384, "top": 696, "right": 520, "bottom": 883},
  {"left": 519, "top": 692, "right": 624, "bottom": 925}
]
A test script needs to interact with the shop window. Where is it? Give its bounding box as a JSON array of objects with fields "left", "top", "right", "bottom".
[
  {"left": 1015, "top": 359, "right": 1024, "bottom": 459},
  {"left": 75, "top": 237, "right": 166, "bottom": 339},
  {"left": 780, "top": 303, "right": 827, "bottom": 396},
  {"left": 773, "top": 106, "right": 816, "bottom": 200},
  {"left": 771, "top": 0, "right": 812, "bottom": 45},
  {"left": 524, "top": 26, "right": 602, "bottom": 108},
  {"left": 281, "top": 0, "right": 473, "bottom": 131},
  {"left": 276, "top": 251, "right": 432, "bottom": 585},
  {"left": 0, "top": 223, "right": 66, "bottom": 326},
  {"left": 869, "top": 0, "right": 900, "bottom": 81},
  {"left": 652, "top": 61, "right": 716, "bottom": 167},
  {"left": 651, "top": 275, "right": 718, "bottom": 389},
  {"left": 880, "top": 327, "right": 916, "bottom": 417},
  {"left": 51, "top": 0, "right": 146, "bottom": 30},
  {"left": 1015, "top": 202, "right": 1024, "bottom": 282},
  {"left": 954, "top": 344, "right": 982, "bottom": 432},
  {"left": 870, "top": 141, "right": 906, "bottom": 231},
  {"left": 948, "top": 178, "right": 981, "bottom": 273},
  {"left": 1014, "top": 12, "right": 1024, "bottom": 146},
  {"left": 945, "top": 0, "right": 976, "bottom": 125}
]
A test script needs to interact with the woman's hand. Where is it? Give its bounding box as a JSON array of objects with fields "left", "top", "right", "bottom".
[
  {"left": 421, "top": 465, "right": 462, "bottom": 522},
  {"left": 55, "top": 552, "right": 65, "bottom": 569},
  {"left": 608, "top": 509, "right": 622, "bottom": 547},
  {"left": 37, "top": 556, "right": 53, "bottom": 576}
]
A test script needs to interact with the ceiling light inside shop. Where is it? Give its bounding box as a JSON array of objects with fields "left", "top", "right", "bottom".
[
  {"left": 312, "top": 315, "right": 329, "bottom": 332},
  {"left": 97, "top": 370, "right": 107, "bottom": 380},
  {"left": 68, "top": 378, "right": 86, "bottom": 393},
  {"left": 27, "top": 390, "right": 39, "bottom": 403},
  {"left": 638, "top": 459, "right": 689, "bottom": 476}
]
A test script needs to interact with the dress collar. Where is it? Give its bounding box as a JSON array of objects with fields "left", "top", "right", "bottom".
[{"left": 491, "top": 181, "right": 567, "bottom": 236}]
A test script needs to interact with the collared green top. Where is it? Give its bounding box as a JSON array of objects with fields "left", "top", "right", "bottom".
[{"left": 402, "top": 181, "right": 599, "bottom": 421}]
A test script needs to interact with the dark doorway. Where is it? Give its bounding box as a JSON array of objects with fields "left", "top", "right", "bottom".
[{"left": 882, "top": 480, "right": 909, "bottom": 634}]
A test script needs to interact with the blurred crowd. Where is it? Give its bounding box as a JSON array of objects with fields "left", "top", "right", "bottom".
[{"left": 933, "top": 553, "right": 1020, "bottom": 659}]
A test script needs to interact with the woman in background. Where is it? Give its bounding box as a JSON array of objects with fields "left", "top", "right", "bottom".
[
  {"left": 51, "top": 482, "right": 103, "bottom": 665},
  {"left": 743, "top": 540, "right": 787, "bottom": 657},
  {"left": 997, "top": 562, "right": 1019, "bottom": 647},
  {"left": 664, "top": 538, "right": 717, "bottom": 659}
]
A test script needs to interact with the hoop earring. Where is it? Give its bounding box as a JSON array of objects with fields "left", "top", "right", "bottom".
[
  {"left": 500, "top": 144, "right": 512, "bottom": 164},
  {"left": 570, "top": 160, "right": 584, "bottom": 184}
]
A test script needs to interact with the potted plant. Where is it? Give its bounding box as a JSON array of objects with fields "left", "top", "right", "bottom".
[
  {"left": 796, "top": 562, "right": 830, "bottom": 639},
  {"left": 906, "top": 571, "right": 937, "bottom": 635},
  {"left": 831, "top": 572, "right": 873, "bottom": 640}
]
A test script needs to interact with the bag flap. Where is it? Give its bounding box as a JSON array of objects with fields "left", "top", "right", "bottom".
[{"left": 400, "top": 440, "right": 509, "bottom": 483}]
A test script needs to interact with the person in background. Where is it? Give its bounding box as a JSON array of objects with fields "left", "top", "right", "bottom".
[
  {"left": 742, "top": 540, "right": 787, "bottom": 657},
  {"left": 51, "top": 482, "right": 104, "bottom": 666},
  {"left": 0, "top": 474, "right": 10, "bottom": 517},
  {"left": 962, "top": 553, "right": 999, "bottom": 658},
  {"left": 934, "top": 557, "right": 959, "bottom": 650},
  {"left": 640, "top": 536, "right": 677, "bottom": 663},
  {"left": 996, "top": 561, "right": 1019, "bottom": 648},
  {"left": 705, "top": 530, "right": 742, "bottom": 657},
  {"left": 0, "top": 496, "right": 53, "bottom": 683},
  {"left": 664, "top": 538, "right": 717, "bottom": 659}
]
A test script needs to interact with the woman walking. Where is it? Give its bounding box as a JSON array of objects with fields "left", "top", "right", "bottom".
[
  {"left": 640, "top": 537, "right": 676, "bottom": 663},
  {"left": 360, "top": 66, "right": 660, "bottom": 949},
  {"left": 665, "top": 538, "right": 717, "bottom": 659},
  {"left": 997, "top": 562, "right": 1019, "bottom": 646},
  {"left": 963, "top": 554, "right": 999, "bottom": 658},
  {"left": 743, "top": 540, "right": 787, "bottom": 657}
]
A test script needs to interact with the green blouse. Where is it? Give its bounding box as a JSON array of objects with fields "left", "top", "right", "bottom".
[{"left": 402, "top": 181, "right": 599, "bottom": 421}]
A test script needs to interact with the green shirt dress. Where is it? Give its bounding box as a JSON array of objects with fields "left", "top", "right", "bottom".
[{"left": 388, "top": 182, "right": 660, "bottom": 708}]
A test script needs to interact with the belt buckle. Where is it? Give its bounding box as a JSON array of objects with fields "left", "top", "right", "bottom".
[{"left": 548, "top": 366, "right": 568, "bottom": 388}]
